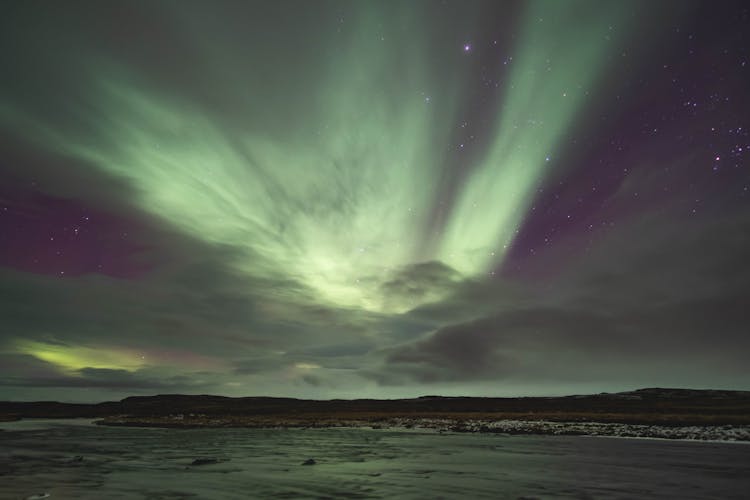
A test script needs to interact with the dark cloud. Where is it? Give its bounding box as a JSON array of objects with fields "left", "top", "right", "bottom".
[
  {"left": 380, "top": 261, "right": 462, "bottom": 299},
  {"left": 301, "top": 375, "right": 322, "bottom": 387},
  {"left": 346, "top": 260, "right": 469, "bottom": 314},
  {"left": 368, "top": 208, "right": 750, "bottom": 389},
  {"left": 232, "top": 357, "right": 286, "bottom": 376}
]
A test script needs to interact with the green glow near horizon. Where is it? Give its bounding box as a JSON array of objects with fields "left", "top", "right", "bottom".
[
  {"left": 0, "top": 1, "right": 630, "bottom": 313},
  {"left": 16, "top": 340, "right": 146, "bottom": 373}
]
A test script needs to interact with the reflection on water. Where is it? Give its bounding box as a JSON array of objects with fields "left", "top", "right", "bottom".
[{"left": 1, "top": 419, "right": 749, "bottom": 499}]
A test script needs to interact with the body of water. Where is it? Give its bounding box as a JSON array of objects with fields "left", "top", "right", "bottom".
[{"left": 1, "top": 419, "right": 748, "bottom": 499}]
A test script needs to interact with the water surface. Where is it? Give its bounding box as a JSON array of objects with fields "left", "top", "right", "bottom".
[{"left": 1, "top": 419, "right": 748, "bottom": 499}]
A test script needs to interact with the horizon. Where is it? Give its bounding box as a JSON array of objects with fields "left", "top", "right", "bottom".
[
  {"left": 2, "top": 0, "right": 750, "bottom": 402},
  {"left": 3, "top": 386, "right": 747, "bottom": 406}
]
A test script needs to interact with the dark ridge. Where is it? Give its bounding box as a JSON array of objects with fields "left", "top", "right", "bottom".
[{"left": 1, "top": 388, "right": 750, "bottom": 426}]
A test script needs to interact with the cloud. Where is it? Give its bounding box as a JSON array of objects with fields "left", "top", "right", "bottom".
[
  {"left": 0, "top": 180, "right": 382, "bottom": 398},
  {"left": 366, "top": 208, "right": 750, "bottom": 389},
  {"left": 232, "top": 356, "right": 286, "bottom": 376},
  {"left": 301, "top": 374, "right": 322, "bottom": 387},
  {"left": 0, "top": 0, "right": 747, "bottom": 401},
  {"left": 379, "top": 261, "right": 462, "bottom": 308},
  {"left": 0, "top": 359, "right": 209, "bottom": 391}
]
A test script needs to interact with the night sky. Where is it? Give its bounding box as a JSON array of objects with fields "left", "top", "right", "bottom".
[{"left": 1, "top": 0, "right": 749, "bottom": 402}]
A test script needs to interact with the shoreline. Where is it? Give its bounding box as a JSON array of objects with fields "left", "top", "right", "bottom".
[
  {"left": 4, "top": 415, "right": 749, "bottom": 442},
  {"left": 92, "top": 416, "right": 750, "bottom": 442}
]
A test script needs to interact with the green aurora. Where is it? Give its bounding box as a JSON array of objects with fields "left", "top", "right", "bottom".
[
  {"left": 2, "top": 0, "right": 749, "bottom": 400},
  {"left": 1, "top": 1, "right": 631, "bottom": 313}
]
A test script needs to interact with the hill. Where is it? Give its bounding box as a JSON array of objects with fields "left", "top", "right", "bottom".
[{"left": 2, "top": 388, "right": 750, "bottom": 428}]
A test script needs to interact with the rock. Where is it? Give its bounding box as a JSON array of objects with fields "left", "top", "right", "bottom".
[
  {"left": 71, "top": 455, "right": 84, "bottom": 462},
  {"left": 301, "top": 458, "right": 316, "bottom": 466},
  {"left": 191, "top": 458, "right": 219, "bottom": 466}
]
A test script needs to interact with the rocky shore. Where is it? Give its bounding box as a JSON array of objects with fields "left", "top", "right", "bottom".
[{"left": 94, "top": 414, "right": 750, "bottom": 442}]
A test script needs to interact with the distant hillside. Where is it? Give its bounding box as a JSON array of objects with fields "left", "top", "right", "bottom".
[{"left": 2, "top": 388, "right": 750, "bottom": 426}]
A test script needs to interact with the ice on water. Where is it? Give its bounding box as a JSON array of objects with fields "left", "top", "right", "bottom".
[{"left": 1, "top": 420, "right": 749, "bottom": 499}]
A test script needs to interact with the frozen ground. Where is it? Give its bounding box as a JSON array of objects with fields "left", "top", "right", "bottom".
[
  {"left": 98, "top": 414, "right": 750, "bottom": 441},
  {"left": 1, "top": 419, "right": 749, "bottom": 499},
  {"left": 388, "top": 417, "right": 750, "bottom": 441}
]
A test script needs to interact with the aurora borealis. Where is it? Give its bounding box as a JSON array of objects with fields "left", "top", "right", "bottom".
[{"left": 1, "top": 0, "right": 749, "bottom": 401}]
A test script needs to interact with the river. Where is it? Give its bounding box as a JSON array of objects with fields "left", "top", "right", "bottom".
[{"left": 1, "top": 419, "right": 748, "bottom": 499}]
